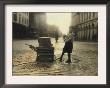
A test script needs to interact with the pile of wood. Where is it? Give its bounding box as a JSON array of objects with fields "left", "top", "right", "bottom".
[{"left": 36, "top": 37, "right": 54, "bottom": 62}]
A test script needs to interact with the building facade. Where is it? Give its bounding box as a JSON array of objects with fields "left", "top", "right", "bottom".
[
  {"left": 29, "top": 12, "right": 47, "bottom": 38},
  {"left": 12, "top": 12, "right": 47, "bottom": 39},
  {"left": 70, "top": 12, "right": 98, "bottom": 41},
  {"left": 12, "top": 12, "right": 29, "bottom": 38}
]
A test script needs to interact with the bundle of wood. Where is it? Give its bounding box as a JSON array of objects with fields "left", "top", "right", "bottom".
[
  {"left": 38, "top": 37, "right": 52, "bottom": 47},
  {"left": 36, "top": 37, "right": 54, "bottom": 62}
]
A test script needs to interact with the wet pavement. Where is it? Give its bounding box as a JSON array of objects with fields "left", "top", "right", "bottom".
[{"left": 12, "top": 38, "right": 98, "bottom": 76}]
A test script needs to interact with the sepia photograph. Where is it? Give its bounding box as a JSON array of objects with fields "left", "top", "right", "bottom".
[
  {"left": 5, "top": 5, "right": 106, "bottom": 84},
  {"left": 0, "top": 0, "right": 109, "bottom": 87},
  {"left": 12, "top": 12, "right": 98, "bottom": 76}
]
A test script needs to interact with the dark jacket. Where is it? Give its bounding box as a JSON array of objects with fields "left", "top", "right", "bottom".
[{"left": 63, "top": 40, "right": 73, "bottom": 53}]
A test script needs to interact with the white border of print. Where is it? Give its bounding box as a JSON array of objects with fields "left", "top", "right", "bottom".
[{"left": 5, "top": 5, "right": 106, "bottom": 84}]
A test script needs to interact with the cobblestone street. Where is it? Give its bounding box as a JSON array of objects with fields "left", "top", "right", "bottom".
[{"left": 12, "top": 38, "right": 98, "bottom": 76}]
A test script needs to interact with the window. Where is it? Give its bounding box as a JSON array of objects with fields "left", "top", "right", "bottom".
[
  {"left": 13, "top": 12, "right": 17, "bottom": 21},
  {"left": 19, "top": 14, "right": 21, "bottom": 24},
  {"left": 87, "top": 12, "right": 88, "bottom": 19},
  {"left": 93, "top": 12, "right": 95, "bottom": 18},
  {"left": 89, "top": 12, "right": 91, "bottom": 19}
]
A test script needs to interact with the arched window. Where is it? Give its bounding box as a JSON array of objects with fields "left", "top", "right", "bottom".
[
  {"left": 89, "top": 24, "right": 91, "bottom": 29},
  {"left": 92, "top": 23, "right": 94, "bottom": 29},
  {"left": 87, "top": 24, "right": 89, "bottom": 30},
  {"left": 86, "top": 25, "right": 88, "bottom": 29},
  {"left": 82, "top": 25, "right": 84, "bottom": 30}
]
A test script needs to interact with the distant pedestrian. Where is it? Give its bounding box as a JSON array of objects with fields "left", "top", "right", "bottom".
[
  {"left": 58, "top": 32, "right": 75, "bottom": 63},
  {"left": 55, "top": 31, "right": 59, "bottom": 43}
]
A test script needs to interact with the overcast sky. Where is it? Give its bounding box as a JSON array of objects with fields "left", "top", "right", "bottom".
[{"left": 46, "top": 13, "right": 71, "bottom": 34}]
